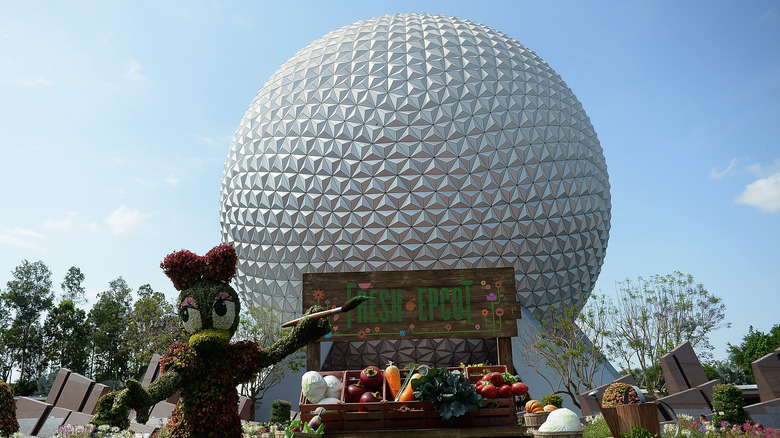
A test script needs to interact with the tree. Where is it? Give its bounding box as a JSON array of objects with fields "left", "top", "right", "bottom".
[
  {"left": 235, "top": 303, "right": 306, "bottom": 420},
  {"left": 517, "top": 292, "right": 613, "bottom": 408},
  {"left": 42, "top": 300, "right": 91, "bottom": 375},
  {"left": 0, "top": 299, "right": 10, "bottom": 380},
  {"left": 726, "top": 324, "right": 780, "bottom": 383},
  {"left": 1, "top": 260, "right": 54, "bottom": 381},
  {"left": 606, "top": 272, "right": 728, "bottom": 396},
  {"left": 123, "top": 284, "right": 183, "bottom": 378},
  {"left": 61, "top": 267, "right": 86, "bottom": 306},
  {"left": 89, "top": 277, "right": 133, "bottom": 388}
]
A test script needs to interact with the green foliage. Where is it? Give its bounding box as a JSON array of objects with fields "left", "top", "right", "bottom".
[
  {"left": 517, "top": 291, "right": 612, "bottom": 409},
  {"left": 583, "top": 413, "right": 612, "bottom": 438},
  {"left": 620, "top": 425, "right": 656, "bottom": 438},
  {"left": 43, "top": 300, "right": 91, "bottom": 375},
  {"left": 607, "top": 272, "right": 727, "bottom": 396},
  {"left": 712, "top": 384, "right": 749, "bottom": 427},
  {"left": 0, "top": 379, "right": 19, "bottom": 436},
  {"left": 89, "top": 278, "right": 133, "bottom": 387},
  {"left": 93, "top": 391, "right": 130, "bottom": 430},
  {"left": 11, "top": 378, "right": 36, "bottom": 397},
  {"left": 542, "top": 393, "right": 564, "bottom": 408},
  {"left": 284, "top": 418, "right": 324, "bottom": 436},
  {"left": 703, "top": 360, "right": 750, "bottom": 385},
  {"left": 124, "top": 285, "right": 182, "bottom": 378},
  {"left": 411, "top": 367, "right": 482, "bottom": 423},
  {"left": 726, "top": 324, "right": 780, "bottom": 383},
  {"left": 1, "top": 260, "right": 54, "bottom": 380},
  {"left": 60, "top": 267, "right": 86, "bottom": 306},
  {"left": 269, "top": 399, "right": 292, "bottom": 426}
]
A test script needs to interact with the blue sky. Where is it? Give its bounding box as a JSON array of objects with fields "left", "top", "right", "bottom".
[{"left": 1, "top": 1, "right": 778, "bottom": 362}]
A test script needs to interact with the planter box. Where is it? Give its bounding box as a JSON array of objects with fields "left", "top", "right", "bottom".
[{"left": 299, "top": 367, "right": 515, "bottom": 431}]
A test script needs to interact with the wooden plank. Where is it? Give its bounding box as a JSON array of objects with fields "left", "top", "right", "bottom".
[
  {"left": 307, "top": 343, "right": 321, "bottom": 371},
  {"left": 302, "top": 267, "right": 521, "bottom": 342},
  {"left": 496, "top": 336, "right": 515, "bottom": 374},
  {"left": 300, "top": 425, "right": 529, "bottom": 437}
]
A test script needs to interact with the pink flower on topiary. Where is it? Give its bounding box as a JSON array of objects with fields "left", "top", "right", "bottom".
[{"left": 602, "top": 382, "right": 641, "bottom": 408}]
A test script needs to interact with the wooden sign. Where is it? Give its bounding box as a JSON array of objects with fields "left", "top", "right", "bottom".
[{"left": 302, "top": 267, "right": 521, "bottom": 342}]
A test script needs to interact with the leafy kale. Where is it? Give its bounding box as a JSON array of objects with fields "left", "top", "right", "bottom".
[{"left": 411, "top": 367, "right": 482, "bottom": 422}]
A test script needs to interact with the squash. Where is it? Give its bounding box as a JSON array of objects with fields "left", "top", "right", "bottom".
[
  {"left": 397, "top": 373, "right": 421, "bottom": 402},
  {"left": 526, "top": 400, "right": 543, "bottom": 413},
  {"left": 385, "top": 362, "right": 401, "bottom": 399},
  {"left": 543, "top": 404, "right": 557, "bottom": 412}
]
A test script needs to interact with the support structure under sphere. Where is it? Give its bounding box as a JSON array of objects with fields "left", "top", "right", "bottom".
[{"left": 220, "top": 13, "right": 611, "bottom": 320}]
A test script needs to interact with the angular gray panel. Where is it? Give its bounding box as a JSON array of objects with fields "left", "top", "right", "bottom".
[{"left": 219, "top": 13, "right": 611, "bottom": 320}]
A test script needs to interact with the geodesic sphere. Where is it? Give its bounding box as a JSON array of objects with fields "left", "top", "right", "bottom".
[{"left": 219, "top": 13, "right": 611, "bottom": 319}]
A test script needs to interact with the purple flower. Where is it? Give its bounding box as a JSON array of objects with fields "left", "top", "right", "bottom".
[{"left": 486, "top": 293, "right": 497, "bottom": 301}]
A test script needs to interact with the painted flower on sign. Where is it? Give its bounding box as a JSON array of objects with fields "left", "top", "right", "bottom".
[
  {"left": 495, "top": 308, "right": 504, "bottom": 317},
  {"left": 486, "top": 293, "right": 497, "bottom": 301},
  {"left": 313, "top": 289, "right": 324, "bottom": 300}
]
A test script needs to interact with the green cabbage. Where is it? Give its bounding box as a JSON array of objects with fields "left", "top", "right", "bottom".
[
  {"left": 301, "top": 371, "right": 327, "bottom": 403},
  {"left": 538, "top": 408, "right": 582, "bottom": 432}
]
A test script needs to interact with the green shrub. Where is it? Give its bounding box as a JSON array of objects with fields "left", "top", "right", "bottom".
[
  {"left": 583, "top": 413, "right": 611, "bottom": 438},
  {"left": 620, "top": 425, "right": 655, "bottom": 438},
  {"left": 712, "top": 384, "right": 749, "bottom": 427},
  {"left": 10, "top": 378, "right": 36, "bottom": 397},
  {"left": 269, "top": 399, "right": 292, "bottom": 426},
  {"left": 541, "top": 393, "right": 564, "bottom": 408},
  {"left": 1, "top": 379, "right": 20, "bottom": 437}
]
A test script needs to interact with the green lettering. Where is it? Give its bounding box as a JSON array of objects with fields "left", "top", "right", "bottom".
[
  {"left": 357, "top": 289, "right": 368, "bottom": 323},
  {"left": 347, "top": 284, "right": 356, "bottom": 328},
  {"left": 379, "top": 289, "right": 390, "bottom": 322},
  {"left": 428, "top": 288, "right": 439, "bottom": 321},
  {"left": 417, "top": 288, "right": 427, "bottom": 321},
  {"left": 440, "top": 287, "right": 451, "bottom": 320},
  {"left": 369, "top": 289, "right": 378, "bottom": 322},
  {"left": 462, "top": 280, "right": 473, "bottom": 324},
  {"left": 392, "top": 289, "right": 403, "bottom": 322},
  {"left": 452, "top": 287, "right": 463, "bottom": 320}
]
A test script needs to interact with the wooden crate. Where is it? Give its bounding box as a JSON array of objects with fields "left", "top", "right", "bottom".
[
  {"left": 299, "top": 371, "right": 346, "bottom": 430},
  {"left": 340, "top": 370, "right": 386, "bottom": 429},
  {"left": 465, "top": 365, "right": 508, "bottom": 383}
]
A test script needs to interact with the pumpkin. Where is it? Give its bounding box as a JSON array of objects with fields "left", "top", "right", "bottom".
[
  {"left": 543, "top": 404, "right": 557, "bottom": 412},
  {"left": 526, "top": 400, "right": 543, "bottom": 413}
]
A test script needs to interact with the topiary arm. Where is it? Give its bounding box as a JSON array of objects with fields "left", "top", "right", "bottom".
[
  {"left": 256, "top": 306, "right": 330, "bottom": 369},
  {"left": 135, "top": 369, "right": 183, "bottom": 423}
]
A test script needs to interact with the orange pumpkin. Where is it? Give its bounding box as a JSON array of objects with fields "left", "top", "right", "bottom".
[
  {"left": 543, "top": 404, "right": 557, "bottom": 412},
  {"left": 525, "top": 400, "right": 543, "bottom": 413}
]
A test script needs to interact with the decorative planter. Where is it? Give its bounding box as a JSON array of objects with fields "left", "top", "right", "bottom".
[
  {"left": 523, "top": 411, "right": 550, "bottom": 427},
  {"left": 616, "top": 402, "right": 661, "bottom": 436},
  {"left": 533, "top": 432, "right": 583, "bottom": 438}
]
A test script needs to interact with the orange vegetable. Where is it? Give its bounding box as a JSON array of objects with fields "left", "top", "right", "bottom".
[
  {"left": 526, "top": 400, "right": 543, "bottom": 413},
  {"left": 397, "top": 373, "right": 421, "bottom": 402},
  {"left": 385, "top": 362, "right": 402, "bottom": 399},
  {"left": 543, "top": 404, "right": 557, "bottom": 412}
]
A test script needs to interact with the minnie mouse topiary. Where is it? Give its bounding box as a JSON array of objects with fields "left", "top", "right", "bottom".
[{"left": 92, "top": 243, "right": 329, "bottom": 437}]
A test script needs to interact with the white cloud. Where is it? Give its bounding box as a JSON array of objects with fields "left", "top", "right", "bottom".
[
  {"left": 0, "top": 228, "right": 44, "bottom": 249},
  {"left": 106, "top": 205, "right": 151, "bottom": 235},
  {"left": 165, "top": 174, "right": 179, "bottom": 185},
  {"left": 711, "top": 158, "right": 739, "bottom": 179},
  {"left": 125, "top": 59, "right": 146, "bottom": 82},
  {"left": 736, "top": 173, "right": 780, "bottom": 213},
  {"left": 16, "top": 77, "right": 52, "bottom": 87}
]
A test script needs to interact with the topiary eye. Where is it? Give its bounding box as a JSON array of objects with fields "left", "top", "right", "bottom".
[
  {"left": 179, "top": 296, "right": 202, "bottom": 334},
  {"left": 212, "top": 291, "right": 236, "bottom": 331}
]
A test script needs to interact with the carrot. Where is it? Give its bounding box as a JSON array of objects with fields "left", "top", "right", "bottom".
[
  {"left": 397, "top": 373, "right": 421, "bottom": 402},
  {"left": 385, "top": 362, "right": 401, "bottom": 399}
]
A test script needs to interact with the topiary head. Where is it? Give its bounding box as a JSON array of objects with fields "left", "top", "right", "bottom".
[
  {"left": 602, "top": 382, "right": 642, "bottom": 408},
  {"left": 161, "top": 244, "right": 240, "bottom": 354}
]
